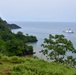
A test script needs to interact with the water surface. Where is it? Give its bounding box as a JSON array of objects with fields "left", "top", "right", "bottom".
[{"left": 12, "top": 22, "right": 76, "bottom": 59}]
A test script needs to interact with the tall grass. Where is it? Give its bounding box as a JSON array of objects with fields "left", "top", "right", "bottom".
[{"left": 0, "top": 54, "right": 76, "bottom": 75}]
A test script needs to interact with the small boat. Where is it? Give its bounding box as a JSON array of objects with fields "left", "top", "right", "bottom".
[{"left": 63, "top": 29, "right": 74, "bottom": 33}]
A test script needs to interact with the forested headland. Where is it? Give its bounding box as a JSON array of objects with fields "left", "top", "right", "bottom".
[{"left": 0, "top": 17, "right": 38, "bottom": 56}]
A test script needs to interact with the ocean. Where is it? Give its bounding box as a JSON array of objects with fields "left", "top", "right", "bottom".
[{"left": 11, "top": 22, "right": 76, "bottom": 59}]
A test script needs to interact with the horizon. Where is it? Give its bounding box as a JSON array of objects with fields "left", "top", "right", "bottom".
[
  {"left": 5, "top": 20, "right": 76, "bottom": 23},
  {"left": 0, "top": 0, "right": 76, "bottom": 22}
]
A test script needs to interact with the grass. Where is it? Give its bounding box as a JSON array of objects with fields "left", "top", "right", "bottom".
[
  {"left": 0, "top": 55, "right": 76, "bottom": 75},
  {"left": 0, "top": 62, "right": 12, "bottom": 75}
]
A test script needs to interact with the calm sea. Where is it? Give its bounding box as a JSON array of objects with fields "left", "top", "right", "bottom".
[{"left": 12, "top": 22, "right": 76, "bottom": 59}]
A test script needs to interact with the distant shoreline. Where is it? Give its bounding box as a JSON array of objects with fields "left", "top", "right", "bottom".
[{"left": 7, "top": 23, "right": 21, "bottom": 29}]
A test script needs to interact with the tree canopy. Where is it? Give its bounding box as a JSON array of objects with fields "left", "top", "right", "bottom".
[
  {"left": 40, "top": 34, "right": 76, "bottom": 67},
  {"left": 0, "top": 17, "right": 37, "bottom": 56}
]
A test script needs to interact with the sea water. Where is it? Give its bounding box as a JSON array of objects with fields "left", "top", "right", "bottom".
[{"left": 11, "top": 22, "right": 76, "bottom": 59}]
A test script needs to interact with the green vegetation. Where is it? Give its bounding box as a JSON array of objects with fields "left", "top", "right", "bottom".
[
  {"left": 40, "top": 34, "right": 76, "bottom": 67},
  {"left": 0, "top": 17, "right": 37, "bottom": 56},
  {"left": 0, "top": 55, "right": 76, "bottom": 75},
  {"left": 0, "top": 17, "right": 76, "bottom": 75}
]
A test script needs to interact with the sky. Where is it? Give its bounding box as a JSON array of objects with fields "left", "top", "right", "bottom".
[{"left": 0, "top": 0, "right": 76, "bottom": 22}]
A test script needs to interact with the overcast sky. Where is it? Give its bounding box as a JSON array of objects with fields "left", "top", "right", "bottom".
[{"left": 0, "top": 0, "right": 76, "bottom": 22}]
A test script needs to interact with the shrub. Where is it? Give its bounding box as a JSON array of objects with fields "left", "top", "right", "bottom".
[
  {"left": 10, "top": 56, "right": 25, "bottom": 63},
  {"left": 1, "top": 55, "right": 9, "bottom": 62},
  {"left": 0, "top": 54, "right": 2, "bottom": 59}
]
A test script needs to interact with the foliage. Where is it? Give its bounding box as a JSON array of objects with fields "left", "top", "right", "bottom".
[
  {"left": 40, "top": 34, "right": 76, "bottom": 67},
  {"left": 5, "top": 39, "right": 34, "bottom": 56},
  {"left": 9, "top": 56, "right": 25, "bottom": 63},
  {"left": 0, "top": 17, "right": 11, "bottom": 32},
  {"left": 1, "top": 55, "right": 9, "bottom": 62},
  {"left": 0, "top": 55, "right": 76, "bottom": 75},
  {"left": 0, "top": 17, "right": 38, "bottom": 56},
  {"left": 15, "top": 32, "right": 38, "bottom": 43}
]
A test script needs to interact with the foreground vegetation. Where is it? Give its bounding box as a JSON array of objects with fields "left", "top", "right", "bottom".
[
  {"left": 40, "top": 34, "right": 76, "bottom": 67},
  {"left": 0, "top": 55, "right": 76, "bottom": 75}
]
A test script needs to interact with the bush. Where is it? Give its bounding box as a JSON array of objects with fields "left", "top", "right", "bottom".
[
  {"left": 10, "top": 56, "right": 25, "bottom": 63},
  {"left": 1, "top": 55, "right": 9, "bottom": 62},
  {"left": 0, "top": 54, "right": 2, "bottom": 59}
]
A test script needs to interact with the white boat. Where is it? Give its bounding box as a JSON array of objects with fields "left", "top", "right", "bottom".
[{"left": 63, "top": 29, "right": 74, "bottom": 33}]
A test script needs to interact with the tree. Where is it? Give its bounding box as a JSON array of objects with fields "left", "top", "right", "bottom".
[
  {"left": 5, "top": 39, "right": 34, "bottom": 56},
  {"left": 40, "top": 34, "right": 76, "bottom": 67},
  {"left": 0, "top": 17, "right": 37, "bottom": 56},
  {"left": 0, "top": 39, "right": 6, "bottom": 55},
  {"left": 5, "top": 39, "right": 24, "bottom": 56},
  {"left": 15, "top": 32, "right": 38, "bottom": 43}
]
